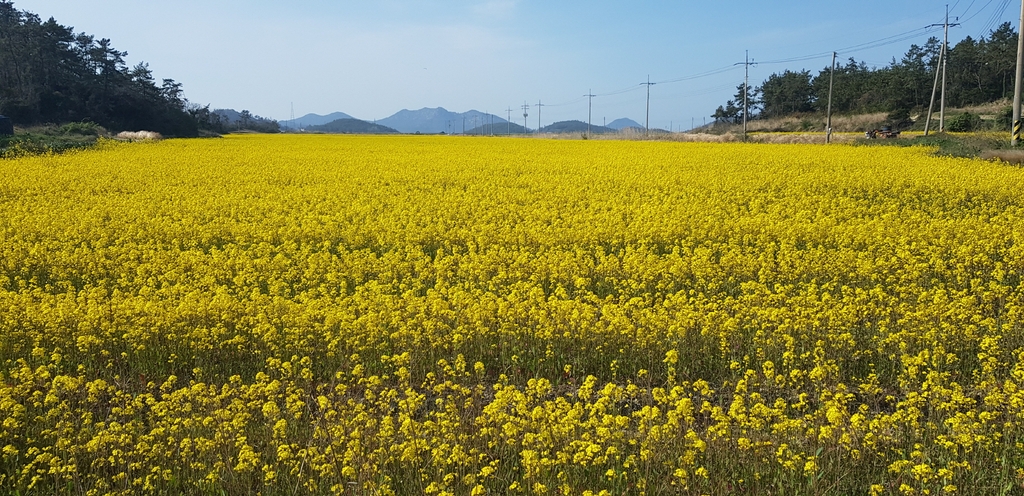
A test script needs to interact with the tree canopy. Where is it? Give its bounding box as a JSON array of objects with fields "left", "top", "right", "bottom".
[
  {"left": 0, "top": 1, "right": 200, "bottom": 136},
  {"left": 717, "top": 23, "right": 1020, "bottom": 123}
]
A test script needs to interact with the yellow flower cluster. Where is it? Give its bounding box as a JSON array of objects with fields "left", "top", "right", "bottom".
[{"left": 1, "top": 134, "right": 1023, "bottom": 494}]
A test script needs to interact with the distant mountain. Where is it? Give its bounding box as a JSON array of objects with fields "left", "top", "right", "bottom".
[
  {"left": 539, "top": 120, "right": 615, "bottom": 134},
  {"left": 379, "top": 107, "right": 507, "bottom": 134},
  {"left": 306, "top": 118, "right": 398, "bottom": 134},
  {"left": 466, "top": 122, "right": 528, "bottom": 135},
  {"left": 213, "top": 109, "right": 280, "bottom": 133},
  {"left": 606, "top": 118, "right": 643, "bottom": 130},
  {"left": 284, "top": 112, "right": 356, "bottom": 129}
]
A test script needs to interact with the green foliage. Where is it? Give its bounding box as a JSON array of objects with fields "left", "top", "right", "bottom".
[
  {"left": 0, "top": 131, "right": 99, "bottom": 158},
  {"left": 997, "top": 105, "right": 1014, "bottom": 128},
  {"left": 0, "top": 1, "right": 199, "bottom": 136},
  {"left": 721, "top": 22, "right": 1019, "bottom": 123},
  {"left": 855, "top": 131, "right": 1007, "bottom": 158},
  {"left": 886, "top": 108, "right": 913, "bottom": 130},
  {"left": 759, "top": 70, "right": 814, "bottom": 118},
  {"left": 58, "top": 121, "right": 104, "bottom": 136},
  {"left": 946, "top": 112, "right": 982, "bottom": 132}
]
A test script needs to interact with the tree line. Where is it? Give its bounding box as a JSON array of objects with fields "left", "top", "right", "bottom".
[
  {"left": 0, "top": 1, "right": 264, "bottom": 136},
  {"left": 714, "top": 22, "right": 1019, "bottom": 129}
]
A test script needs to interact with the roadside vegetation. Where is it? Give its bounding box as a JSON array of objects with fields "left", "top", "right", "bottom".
[{"left": 0, "top": 121, "right": 106, "bottom": 157}]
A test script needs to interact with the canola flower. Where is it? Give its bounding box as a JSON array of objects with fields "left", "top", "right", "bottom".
[{"left": 1, "top": 134, "right": 1023, "bottom": 494}]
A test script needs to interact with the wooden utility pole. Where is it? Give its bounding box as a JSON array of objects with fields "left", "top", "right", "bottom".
[
  {"left": 826, "top": 52, "right": 836, "bottom": 143},
  {"left": 1013, "top": 0, "right": 1024, "bottom": 145}
]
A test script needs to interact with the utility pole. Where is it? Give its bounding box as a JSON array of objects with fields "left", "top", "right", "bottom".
[
  {"left": 1013, "top": 0, "right": 1024, "bottom": 145},
  {"left": 925, "top": 41, "right": 943, "bottom": 135},
  {"left": 941, "top": 6, "right": 951, "bottom": 131},
  {"left": 535, "top": 100, "right": 545, "bottom": 133},
  {"left": 522, "top": 102, "right": 530, "bottom": 134},
  {"left": 921, "top": 9, "right": 958, "bottom": 135},
  {"left": 584, "top": 89, "right": 596, "bottom": 138},
  {"left": 641, "top": 75, "right": 656, "bottom": 136},
  {"left": 506, "top": 107, "right": 513, "bottom": 135},
  {"left": 734, "top": 51, "right": 754, "bottom": 141},
  {"left": 826, "top": 52, "right": 836, "bottom": 143}
]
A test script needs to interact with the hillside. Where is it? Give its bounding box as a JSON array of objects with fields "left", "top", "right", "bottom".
[
  {"left": 285, "top": 112, "right": 356, "bottom": 129},
  {"left": 305, "top": 118, "right": 398, "bottom": 134},
  {"left": 379, "top": 107, "right": 506, "bottom": 134},
  {"left": 606, "top": 118, "right": 643, "bottom": 130},
  {"left": 213, "top": 109, "right": 280, "bottom": 133},
  {"left": 465, "top": 122, "right": 528, "bottom": 135},
  {"left": 539, "top": 120, "right": 615, "bottom": 134}
]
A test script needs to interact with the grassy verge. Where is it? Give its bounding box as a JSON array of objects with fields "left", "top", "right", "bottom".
[
  {"left": 0, "top": 122, "right": 105, "bottom": 158},
  {"left": 851, "top": 132, "right": 1024, "bottom": 161}
]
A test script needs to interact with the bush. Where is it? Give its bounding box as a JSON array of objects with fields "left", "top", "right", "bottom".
[
  {"left": 886, "top": 108, "right": 913, "bottom": 130},
  {"left": 59, "top": 121, "right": 104, "bottom": 136},
  {"left": 997, "top": 105, "right": 1013, "bottom": 129},
  {"left": 946, "top": 112, "right": 981, "bottom": 132}
]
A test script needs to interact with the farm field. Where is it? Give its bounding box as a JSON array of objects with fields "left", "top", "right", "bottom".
[{"left": 1, "top": 134, "right": 1024, "bottom": 495}]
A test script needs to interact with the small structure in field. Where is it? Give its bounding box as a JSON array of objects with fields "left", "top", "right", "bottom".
[{"left": 0, "top": 115, "right": 13, "bottom": 136}]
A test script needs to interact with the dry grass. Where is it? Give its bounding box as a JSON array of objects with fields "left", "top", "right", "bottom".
[
  {"left": 115, "top": 130, "right": 163, "bottom": 141},
  {"left": 981, "top": 148, "right": 1024, "bottom": 165}
]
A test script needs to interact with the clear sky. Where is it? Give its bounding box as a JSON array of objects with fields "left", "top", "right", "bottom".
[{"left": 12, "top": 0, "right": 1022, "bottom": 130}]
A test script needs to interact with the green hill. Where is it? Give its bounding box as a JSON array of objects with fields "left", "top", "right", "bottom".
[
  {"left": 539, "top": 120, "right": 615, "bottom": 134},
  {"left": 306, "top": 118, "right": 398, "bottom": 134}
]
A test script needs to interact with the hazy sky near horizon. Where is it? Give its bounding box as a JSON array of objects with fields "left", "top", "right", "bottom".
[{"left": 12, "top": 0, "right": 1022, "bottom": 129}]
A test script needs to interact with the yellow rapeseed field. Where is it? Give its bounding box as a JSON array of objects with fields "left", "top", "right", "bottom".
[{"left": 1, "top": 134, "right": 1023, "bottom": 495}]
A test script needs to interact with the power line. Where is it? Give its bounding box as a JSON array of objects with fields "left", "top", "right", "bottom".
[
  {"left": 954, "top": 0, "right": 978, "bottom": 20},
  {"left": 504, "top": 8, "right": 1009, "bottom": 128},
  {"left": 962, "top": 0, "right": 998, "bottom": 24},
  {"left": 979, "top": 0, "right": 1012, "bottom": 36}
]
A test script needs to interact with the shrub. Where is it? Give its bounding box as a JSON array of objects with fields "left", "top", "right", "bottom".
[
  {"left": 946, "top": 112, "right": 981, "bottom": 132},
  {"left": 59, "top": 121, "right": 104, "bottom": 136}
]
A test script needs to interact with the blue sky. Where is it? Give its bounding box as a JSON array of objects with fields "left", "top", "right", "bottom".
[{"left": 13, "top": 0, "right": 1022, "bottom": 129}]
